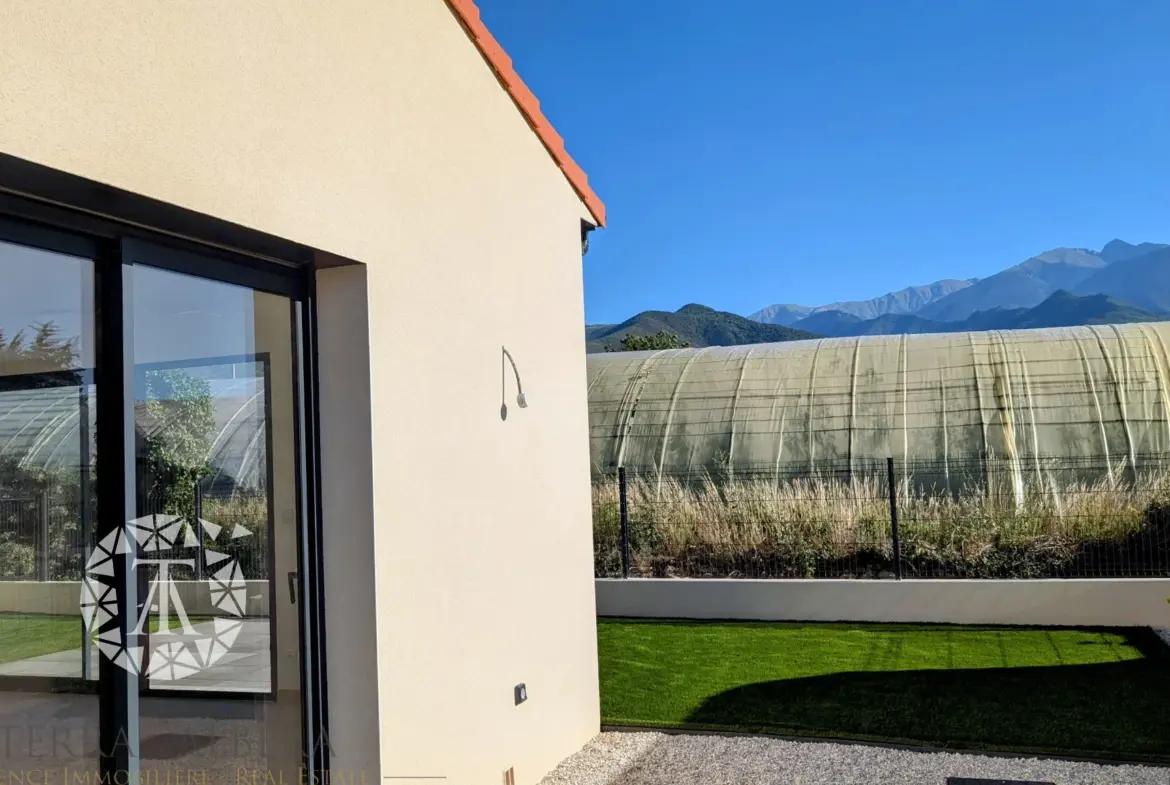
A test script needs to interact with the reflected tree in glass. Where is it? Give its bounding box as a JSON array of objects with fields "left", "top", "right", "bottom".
[
  {"left": 138, "top": 368, "right": 215, "bottom": 525},
  {"left": 0, "top": 322, "right": 86, "bottom": 579}
]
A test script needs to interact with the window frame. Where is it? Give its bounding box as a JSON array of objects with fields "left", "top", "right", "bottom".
[{"left": 0, "top": 186, "right": 330, "bottom": 784}]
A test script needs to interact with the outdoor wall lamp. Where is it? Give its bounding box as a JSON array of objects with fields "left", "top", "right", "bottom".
[{"left": 501, "top": 346, "right": 527, "bottom": 420}]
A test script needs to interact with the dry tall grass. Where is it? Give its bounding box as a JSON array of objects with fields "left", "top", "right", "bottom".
[
  {"left": 201, "top": 492, "right": 268, "bottom": 530},
  {"left": 593, "top": 462, "right": 1170, "bottom": 578},
  {"left": 200, "top": 492, "right": 270, "bottom": 579}
]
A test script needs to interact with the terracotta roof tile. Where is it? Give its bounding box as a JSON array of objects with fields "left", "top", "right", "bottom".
[{"left": 445, "top": 0, "right": 606, "bottom": 227}]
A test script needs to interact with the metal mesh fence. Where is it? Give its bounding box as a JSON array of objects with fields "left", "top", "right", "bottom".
[
  {"left": 0, "top": 484, "right": 90, "bottom": 580},
  {"left": 594, "top": 454, "right": 1170, "bottom": 579},
  {"left": 139, "top": 485, "right": 270, "bottom": 581},
  {"left": 0, "top": 480, "right": 270, "bottom": 581}
]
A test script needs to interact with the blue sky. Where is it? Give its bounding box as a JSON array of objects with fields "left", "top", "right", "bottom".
[{"left": 479, "top": 0, "right": 1170, "bottom": 324}]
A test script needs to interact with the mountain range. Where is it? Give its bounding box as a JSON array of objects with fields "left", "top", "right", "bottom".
[
  {"left": 749, "top": 239, "right": 1170, "bottom": 335},
  {"left": 585, "top": 304, "right": 818, "bottom": 352},
  {"left": 585, "top": 239, "right": 1170, "bottom": 352},
  {"left": 585, "top": 290, "right": 1165, "bottom": 352},
  {"left": 750, "top": 279, "right": 977, "bottom": 326},
  {"left": 794, "top": 290, "right": 1163, "bottom": 338}
]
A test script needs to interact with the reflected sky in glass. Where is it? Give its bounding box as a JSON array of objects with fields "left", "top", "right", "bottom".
[{"left": 0, "top": 240, "right": 261, "bottom": 376}]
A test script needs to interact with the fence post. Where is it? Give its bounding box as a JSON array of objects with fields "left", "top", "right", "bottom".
[
  {"left": 194, "top": 481, "right": 205, "bottom": 580},
  {"left": 618, "top": 467, "right": 630, "bottom": 579},
  {"left": 887, "top": 457, "right": 903, "bottom": 580},
  {"left": 38, "top": 491, "right": 50, "bottom": 581}
]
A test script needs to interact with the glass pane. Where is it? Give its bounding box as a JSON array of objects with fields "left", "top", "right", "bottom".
[
  {"left": 0, "top": 238, "right": 99, "bottom": 772},
  {"left": 129, "top": 262, "right": 302, "bottom": 783}
]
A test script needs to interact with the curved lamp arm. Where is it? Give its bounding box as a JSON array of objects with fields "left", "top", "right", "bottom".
[{"left": 501, "top": 346, "right": 528, "bottom": 420}]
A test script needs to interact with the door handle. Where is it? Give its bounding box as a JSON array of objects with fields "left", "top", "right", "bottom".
[{"left": 287, "top": 571, "right": 299, "bottom": 604}]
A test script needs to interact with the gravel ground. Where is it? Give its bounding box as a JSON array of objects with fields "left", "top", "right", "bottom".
[{"left": 539, "top": 732, "right": 1170, "bottom": 785}]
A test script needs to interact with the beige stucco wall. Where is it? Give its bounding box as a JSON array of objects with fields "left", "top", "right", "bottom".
[
  {"left": 0, "top": 2, "right": 601, "bottom": 784},
  {"left": 597, "top": 578, "right": 1170, "bottom": 627}
]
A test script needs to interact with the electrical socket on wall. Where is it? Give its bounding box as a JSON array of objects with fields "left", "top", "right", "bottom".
[{"left": 514, "top": 683, "right": 527, "bottom": 705}]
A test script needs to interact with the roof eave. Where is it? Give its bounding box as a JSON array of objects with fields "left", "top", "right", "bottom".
[{"left": 444, "top": 0, "right": 607, "bottom": 228}]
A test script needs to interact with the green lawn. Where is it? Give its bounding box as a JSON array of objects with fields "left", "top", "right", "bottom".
[
  {"left": 0, "top": 613, "right": 210, "bottom": 664},
  {"left": 598, "top": 618, "right": 1170, "bottom": 762},
  {"left": 0, "top": 613, "right": 91, "bottom": 664}
]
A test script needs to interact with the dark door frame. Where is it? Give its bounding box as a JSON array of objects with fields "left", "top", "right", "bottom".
[
  {"left": 132, "top": 351, "right": 277, "bottom": 703},
  {"left": 0, "top": 177, "right": 330, "bottom": 785}
]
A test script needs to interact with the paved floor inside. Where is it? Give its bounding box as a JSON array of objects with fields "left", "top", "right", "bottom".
[
  {"left": 0, "top": 619, "right": 293, "bottom": 785},
  {"left": 0, "top": 618, "right": 272, "bottom": 693},
  {"left": 0, "top": 688, "right": 302, "bottom": 785},
  {"left": 538, "top": 732, "right": 1170, "bottom": 785}
]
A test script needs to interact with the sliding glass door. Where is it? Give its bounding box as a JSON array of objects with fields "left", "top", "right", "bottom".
[
  {"left": 0, "top": 218, "right": 315, "bottom": 785},
  {"left": 0, "top": 230, "right": 99, "bottom": 773},
  {"left": 125, "top": 250, "right": 304, "bottom": 784}
]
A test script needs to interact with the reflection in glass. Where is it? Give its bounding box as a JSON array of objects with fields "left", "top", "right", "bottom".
[
  {"left": 130, "top": 263, "right": 301, "bottom": 784},
  {"left": 135, "top": 357, "right": 274, "bottom": 692},
  {"left": 0, "top": 238, "right": 98, "bottom": 772},
  {"left": 0, "top": 237, "right": 306, "bottom": 782}
]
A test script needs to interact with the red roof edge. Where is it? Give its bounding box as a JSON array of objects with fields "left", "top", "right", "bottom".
[{"left": 444, "top": 0, "right": 607, "bottom": 228}]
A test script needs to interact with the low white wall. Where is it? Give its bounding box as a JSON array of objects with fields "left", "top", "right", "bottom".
[
  {"left": 0, "top": 580, "right": 271, "bottom": 617},
  {"left": 596, "top": 578, "right": 1170, "bottom": 627}
]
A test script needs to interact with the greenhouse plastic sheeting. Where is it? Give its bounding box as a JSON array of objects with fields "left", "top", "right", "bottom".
[
  {"left": 587, "top": 322, "right": 1170, "bottom": 477},
  {"left": 0, "top": 385, "right": 268, "bottom": 490}
]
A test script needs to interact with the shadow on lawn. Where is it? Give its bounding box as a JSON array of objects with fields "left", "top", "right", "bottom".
[{"left": 683, "top": 628, "right": 1170, "bottom": 761}]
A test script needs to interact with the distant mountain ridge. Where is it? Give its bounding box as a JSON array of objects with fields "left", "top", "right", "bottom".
[
  {"left": 588, "top": 238, "right": 1170, "bottom": 352},
  {"left": 751, "top": 279, "right": 976, "bottom": 325},
  {"left": 748, "top": 303, "right": 813, "bottom": 326},
  {"left": 587, "top": 291, "right": 1165, "bottom": 353},
  {"left": 915, "top": 247, "right": 1109, "bottom": 321},
  {"left": 752, "top": 238, "right": 1170, "bottom": 331},
  {"left": 1097, "top": 239, "right": 1169, "bottom": 264},
  {"left": 1071, "top": 245, "right": 1170, "bottom": 314},
  {"left": 585, "top": 304, "right": 819, "bottom": 352},
  {"left": 789, "top": 290, "right": 1164, "bottom": 338}
]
